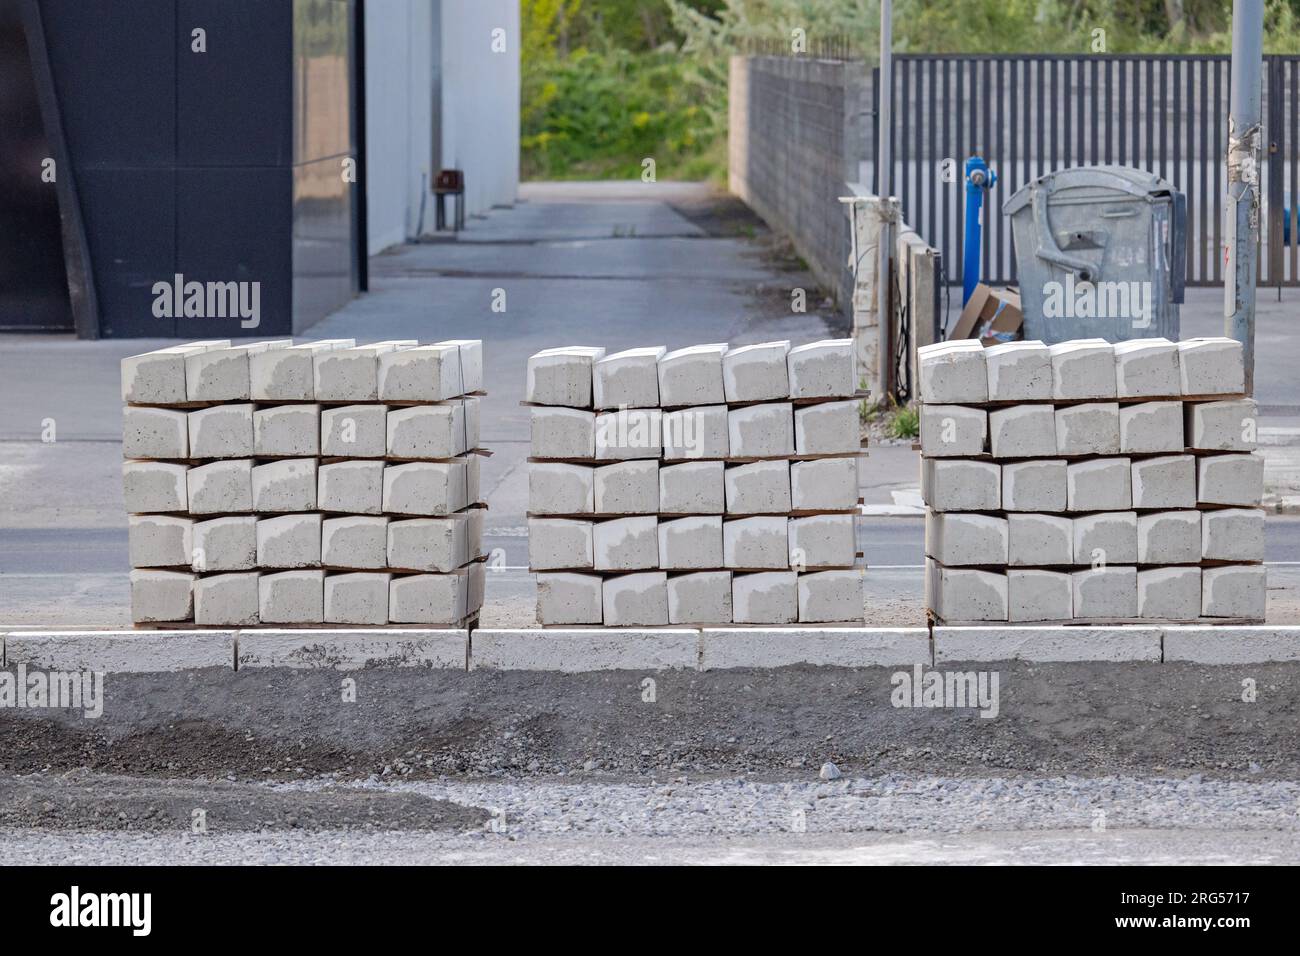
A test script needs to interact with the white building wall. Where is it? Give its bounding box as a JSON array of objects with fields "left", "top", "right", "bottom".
[{"left": 365, "top": 0, "right": 518, "bottom": 253}]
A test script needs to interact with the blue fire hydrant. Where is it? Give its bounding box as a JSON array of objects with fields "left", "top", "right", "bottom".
[{"left": 963, "top": 155, "right": 997, "bottom": 305}]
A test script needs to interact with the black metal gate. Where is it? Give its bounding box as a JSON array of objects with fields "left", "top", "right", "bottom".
[{"left": 878, "top": 54, "right": 1300, "bottom": 288}]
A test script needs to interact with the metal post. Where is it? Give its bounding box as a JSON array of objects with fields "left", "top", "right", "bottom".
[
  {"left": 1226, "top": 0, "right": 1264, "bottom": 395},
  {"left": 876, "top": 0, "right": 893, "bottom": 400}
]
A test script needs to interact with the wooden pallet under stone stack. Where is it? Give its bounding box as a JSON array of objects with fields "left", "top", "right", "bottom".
[
  {"left": 918, "top": 336, "right": 1266, "bottom": 624},
  {"left": 122, "top": 338, "right": 488, "bottom": 627},
  {"left": 525, "top": 340, "right": 869, "bottom": 626}
]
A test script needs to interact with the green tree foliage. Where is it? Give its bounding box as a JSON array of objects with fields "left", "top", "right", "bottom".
[{"left": 522, "top": 0, "right": 1300, "bottom": 182}]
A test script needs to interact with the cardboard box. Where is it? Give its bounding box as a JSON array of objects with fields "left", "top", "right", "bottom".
[{"left": 949, "top": 284, "right": 1023, "bottom": 345}]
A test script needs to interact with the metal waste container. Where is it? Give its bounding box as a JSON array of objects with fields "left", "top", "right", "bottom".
[{"left": 1004, "top": 165, "right": 1186, "bottom": 343}]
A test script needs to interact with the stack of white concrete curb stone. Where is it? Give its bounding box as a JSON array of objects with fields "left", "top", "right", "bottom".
[
  {"left": 525, "top": 340, "right": 867, "bottom": 625},
  {"left": 122, "top": 338, "right": 487, "bottom": 626},
  {"left": 918, "top": 336, "right": 1265, "bottom": 624}
]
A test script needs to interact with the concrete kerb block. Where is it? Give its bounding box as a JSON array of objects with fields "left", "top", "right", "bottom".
[
  {"left": 927, "top": 563, "right": 1007, "bottom": 622},
  {"left": 187, "top": 403, "right": 255, "bottom": 459},
  {"left": 1201, "top": 508, "right": 1265, "bottom": 562},
  {"left": 1072, "top": 511, "right": 1138, "bottom": 565},
  {"left": 121, "top": 340, "right": 230, "bottom": 404},
  {"left": 254, "top": 404, "right": 320, "bottom": 457},
  {"left": 792, "top": 456, "right": 860, "bottom": 511},
  {"left": 531, "top": 462, "right": 596, "bottom": 514},
  {"left": 934, "top": 626, "right": 1161, "bottom": 662},
  {"left": 724, "top": 516, "right": 789, "bottom": 569},
  {"left": 989, "top": 404, "right": 1057, "bottom": 458},
  {"left": 471, "top": 629, "right": 698, "bottom": 672},
  {"left": 252, "top": 458, "right": 317, "bottom": 512},
  {"left": 389, "top": 571, "right": 469, "bottom": 624},
  {"left": 386, "top": 403, "right": 470, "bottom": 459},
  {"left": 732, "top": 571, "right": 798, "bottom": 623},
  {"left": 1072, "top": 566, "right": 1138, "bottom": 619},
  {"left": 594, "top": 408, "right": 662, "bottom": 460},
  {"left": 1137, "top": 511, "right": 1201, "bottom": 564},
  {"left": 129, "top": 569, "right": 195, "bottom": 623},
  {"left": 593, "top": 346, "right": 666, "bottom": 409},
  {"left": 1186, "top": 399, "right": 1258, "bottom": 451},
  {"left": 797, "top": 569, "right": 864, "bottom": 622},
  {"left": 324, "top": 572, "right": 391, "bottom": 625},
  {"left": 1177, "top": 337, "right": 1245, "bottom": 397},
  {"left": 122, "top": 460, "right": 189, "bottom": 513},
  {"left": 128, "top": 514, "right": 193, "bottom": 569},
  {"left": 787, "top": 339, "right": 857, "bottom": 399},
  {"left": 794, "top": 400, "right": 859, "bottom": 455},
  {"left": 1131, "top": 454, "right": 1196, "bottom": 509},
  {"left": 1066, "top": 458, "right": 1132, "bottom": 511},
  {"left": 701, "top": 626, "right": 928, "bottom": 669},
  {"left": 723, "top": 341, "right": 790, "bottom": 402},
  {"left": 1138, "top": 567, "right": 1201, "bottom": 620},
  {"left": 1055, "top": 402, "right": 1120, "bottom": 456},
  {"left": 318, "top": 460, "right": 385, "bottom": 514},
  {"left": 917, "top": 340, "right": 988, "bottom": 403},
  {"left": 536, "top": 572, "right": 603, "bottom": 625},
  {"left": 593, "top": 516, "right": 658, "bottom": 571},
  {"left": 256, "top": 513, "right": 322, "bottom": 568},
  {"left": 658, "top": 344, "right": 726, "bottom": 406},
  {"left": 1007, "top": 513, "right": 1072, "bottom": 566},
  {"left": 1007, "top": 569, "right": 1073, "bottom": 622},
  {"left": 925, "top": 512, "right": 1008, "bottom": 567},
  {"left": 314, "top": 341, "right": 418, "bottom": 402},
  {"left": 1002, "top": 459, "right": 1066, "bottom": 512},
  {"left": 250, "top": 339, "right": 353, "bottom": 401},
  {"left": 1163, "top": 626, "right": 1300, "bottom": 663},
  {"left": 1197, "top": 453, "right": 1264, "bottom": 507},
  {"left": 382, "top": 460, "right": 469, "bottom": 515},
  {"left": 323, "top": 515, "right": 389, "bottom": 569},
  {"left": 920, "top": 404, "right": 987, "bottom": 457},
  {"left": 186, "top": 459, "right": 253, "bottom": 514},
  {"left": 386, "top": 515, "right": 468, "bottom": 573},
  {"left": 984, "top": 340, "right": 1051, "bottom": 401},
  {"left": 194, "top": 572, "right": 260, "bottom": 626},
  {"left": 526, "top": 346, "right": 606, "bottom": 407},
  {"left": 321, "top": 404, "right": 387, "bottom": 458},
  {"left": 667, "top": 571, "right": 732, "bottom": 624},
  {"left": 593, "top": 460, "right": 658, "bottom": 514},
  {"left": 660, "top": 460, "right": 725, "bottom": 514},
  {"left": 237, "top": 629, "right": 468, "bottom": 670},
  {"left": 602, "top": 571, "right": 670, "bottom": 626},
  {"left": 528, "top": 518, "right": 593, "bottom": 570},
  {"left": 5, "top": 629, "right": 235, "bottom": 672},
  {"left": 658, "top": 516, "right": 723, "bottom": 569},
  {"left": 122, "top": 406, "right": 189, "bottom": 460},
  {"left": 530, "top": 406, "right": 596, "bottom": 459},
  {"left": 662, "top": 405, "right": 729, "bottom": 459},
  {"left": 434, "top": 339, "right": 484, "bottom": 394},
  {"left": 185, "top": 342, "right": 291, "bottom": 402},
  {"left": 789, "top": 513, "right": 857, "bottom": 568},
  {"left": 1113, "top": 337, "right": 1180, "bottom": 398},
  {"left": 1202, "top": 564, "right": 1267, "bottom": 619},
  {"left": 1049, "top": 339, "right": 1116, "bottom": 400},
  {"left": 1119, "top": 401, "right": 1185, "bottom": 454},
  {"left": 377, "top": 344, "right": 464, "bottom": 402},
  {"left": 258, "top": 569, "right": 325, "bottom": 624},
  {"left": 192, "top": 515, "right": 257, "bottom": 571},
  {"left": 724, "top": 459, "right": 791, "bottom": 514},
  {"left": 728, "top": 402, "right": 794, "bottom": 458}
]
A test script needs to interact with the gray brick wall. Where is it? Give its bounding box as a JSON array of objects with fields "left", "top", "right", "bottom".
[{"left": 729, "top": 55, "right": 872, "bottom": 317}]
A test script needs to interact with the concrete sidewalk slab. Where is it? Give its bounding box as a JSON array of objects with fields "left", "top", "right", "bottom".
[
  {"left": 471, "top": 628, "right": 699, "bottom": 671},
  {"left": 1162, "top": 625, "right": 1300, "bottom": 663},
  {"left": 700, "top": 627, "right": 930, "bottom": 669},
  {"left": 4, "top": 630, "right": 235, "bottom": 672},
  {"left": 934, "top": 626, "right": 1162, "bottom": 663},
  {"left": 235, "top": 629, "right": 468, "bottom": 670}
]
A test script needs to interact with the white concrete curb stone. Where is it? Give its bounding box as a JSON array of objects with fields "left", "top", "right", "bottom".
[
  {"left": 471, "top": 629, "right": 699, "bottom": 671},
  {"left": 4, "top": 630, "right": 235, "bottom": 672},
  {"left": 701, "top": 628, "right": 929, "bottom": 669},
  {"left": 934, "top": 626, "right": 1161, "bottom": 662},
  {"left": 1163, "top": 626, "right": 1300, "bottom": 664},
  {"left": 237, "top": 629, "right": 466, "bottom": 669}
]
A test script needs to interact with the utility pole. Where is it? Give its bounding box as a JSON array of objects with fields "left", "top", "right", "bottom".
[
  {"left": 875, "top": 0, "right": 894, "bottom": 401},
  {"left": 1226, "top": 0, "right": 1264, "bottom": 396}
]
